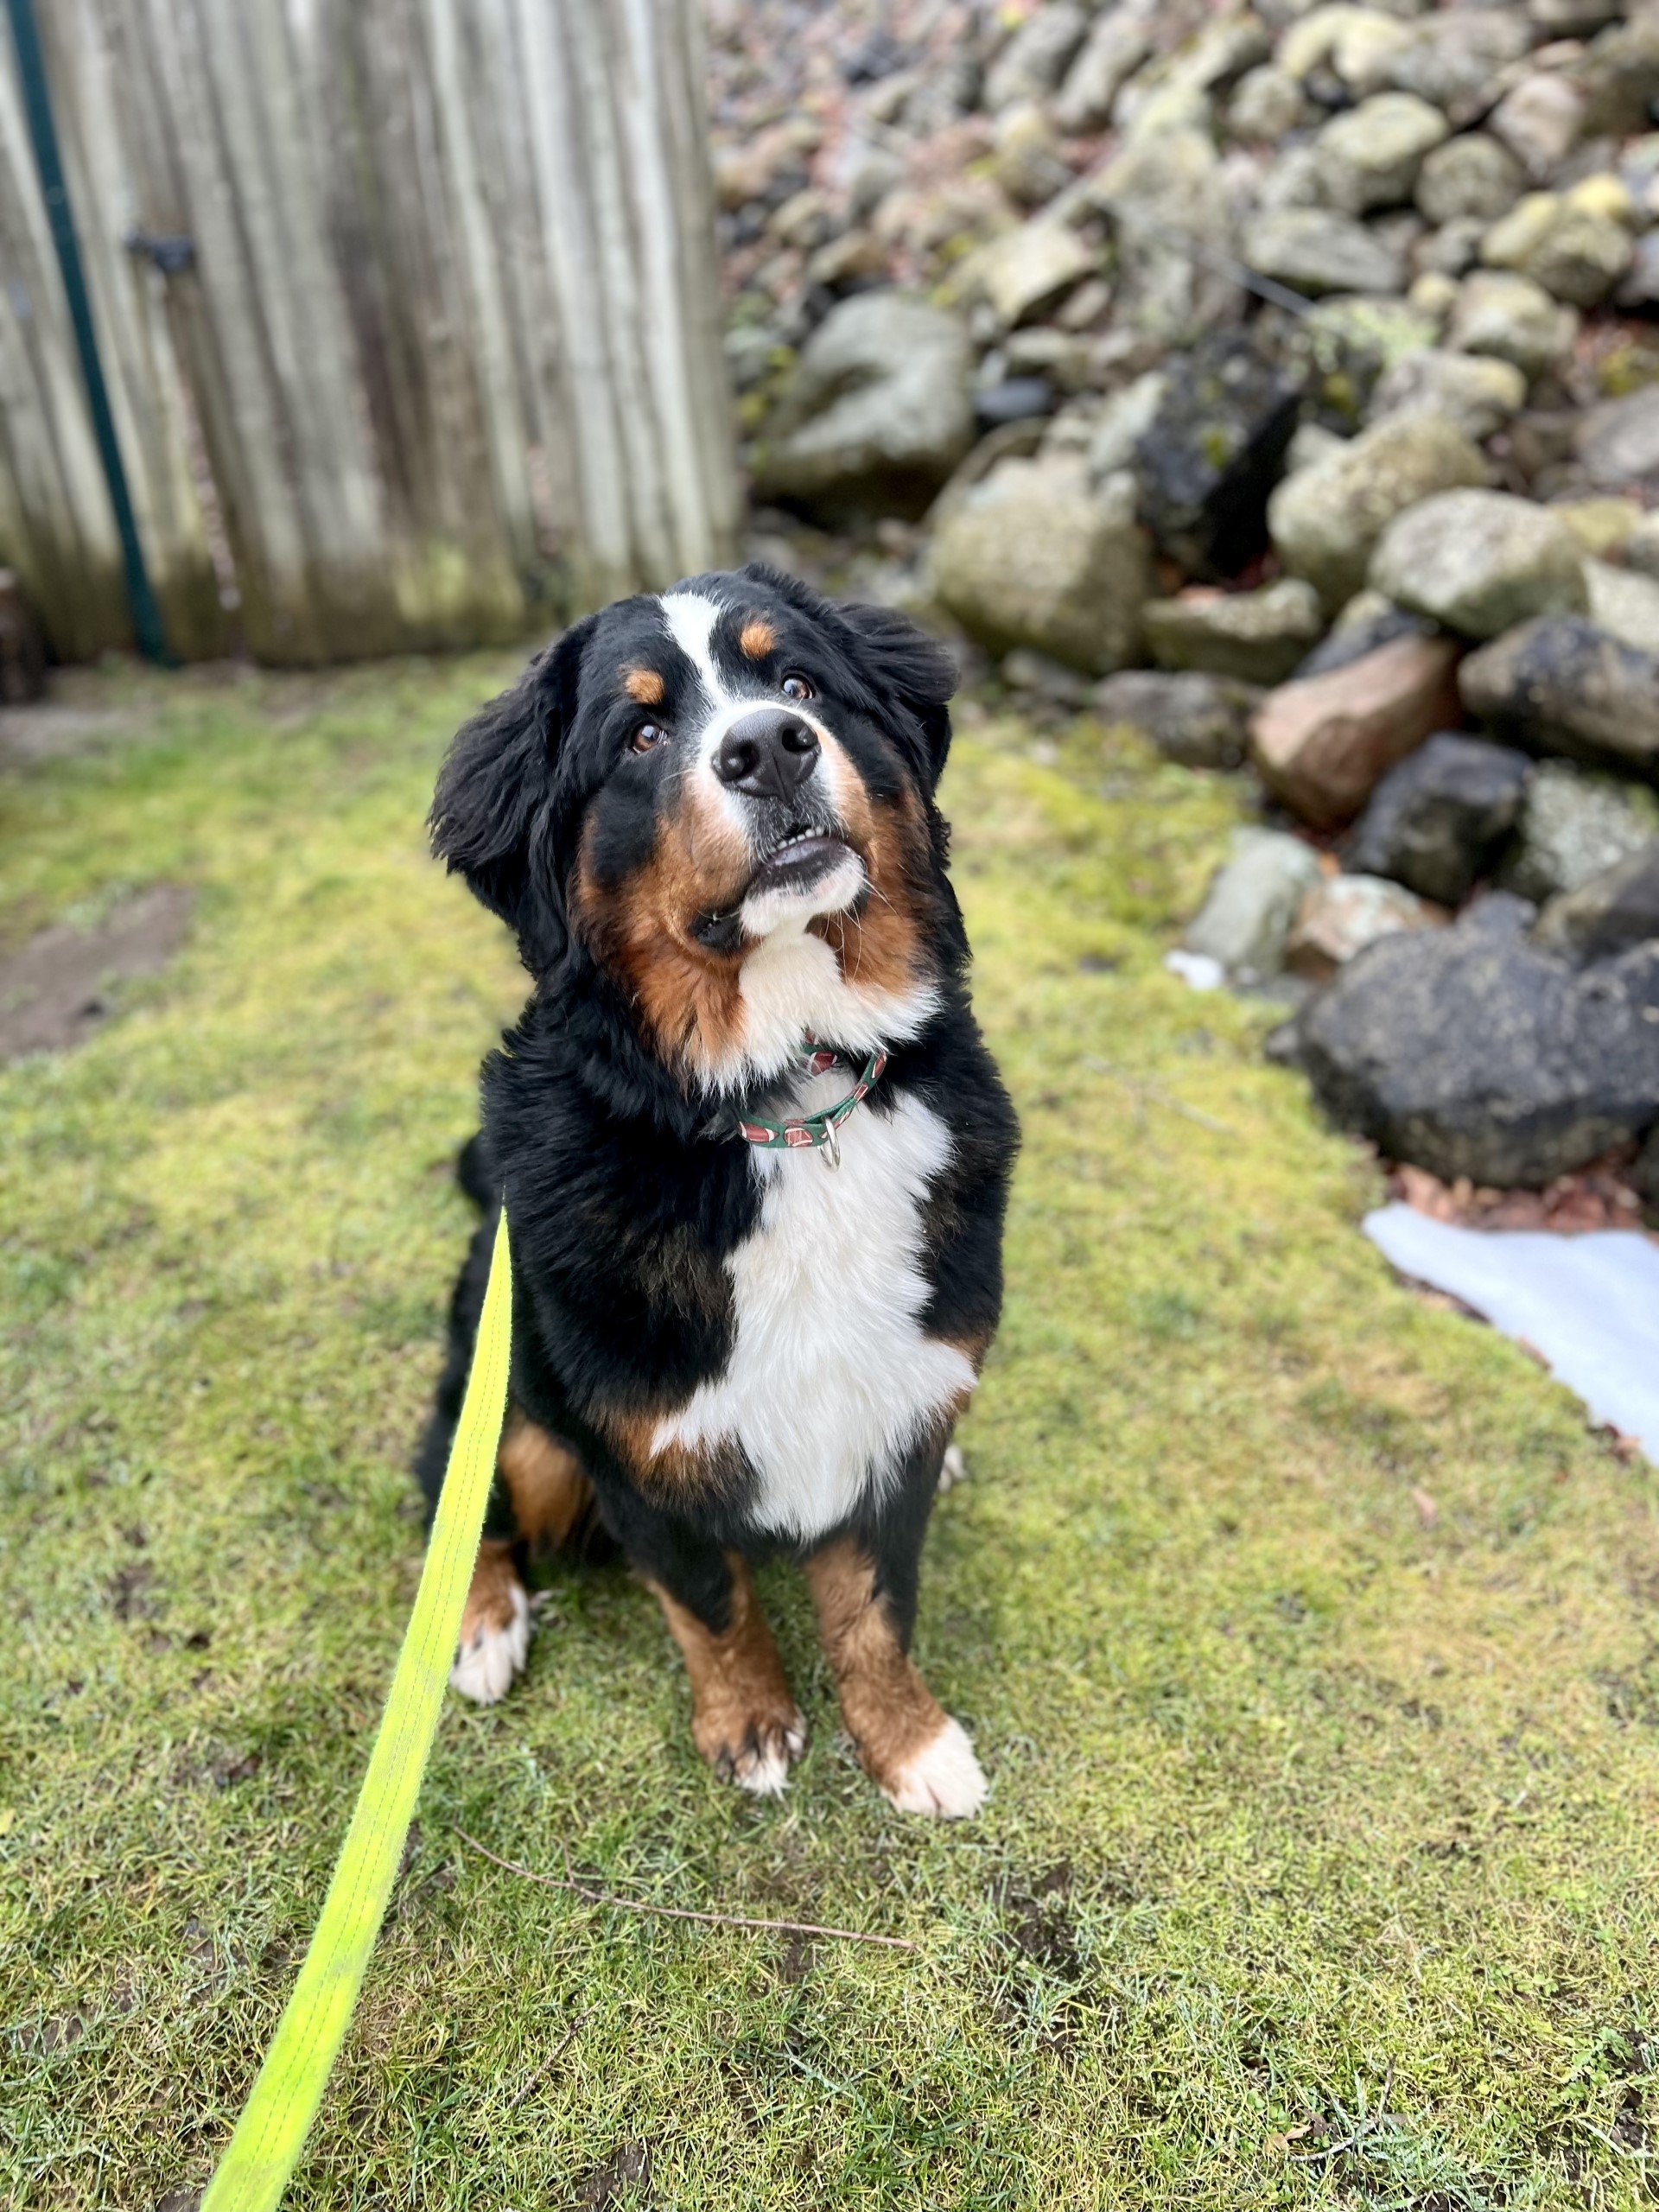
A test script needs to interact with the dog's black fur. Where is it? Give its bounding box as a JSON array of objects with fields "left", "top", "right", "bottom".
[{"left": 416, "top": 563, "right": 1017, "bottom": 1810}]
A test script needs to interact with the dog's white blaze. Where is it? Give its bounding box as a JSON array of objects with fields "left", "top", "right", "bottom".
[
  {"left": 652, "top": 1084, "right": 976, "bottom": 1540},
  {"left": 658, "top": 589, "right": 730, "bottom": 711},
  {"left": 660, "top": 587, "right": 802, "bottom": 850}
]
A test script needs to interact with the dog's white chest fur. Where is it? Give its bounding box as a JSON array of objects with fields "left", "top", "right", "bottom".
[{"left": 653, "top": 1084, "right": 976, "bottom": 1540}]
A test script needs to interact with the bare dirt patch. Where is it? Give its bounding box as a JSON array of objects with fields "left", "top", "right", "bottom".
[{"left": 0, "top": 884, "right": 194, "bottom": 1063}]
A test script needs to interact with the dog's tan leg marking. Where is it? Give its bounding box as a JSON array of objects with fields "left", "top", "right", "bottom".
[
  {"left": 647, "top": 1557, "right": 805, "bottom": 1797},
  {"left": 804, "top": 1540, "right": 986, "bottom": 1818},
  {"left": 451, "top": 1536, "right": 531, "bottom": 1706},
  {"left": 498, "top": 1414, "right": 592, "bottom": 1548}
]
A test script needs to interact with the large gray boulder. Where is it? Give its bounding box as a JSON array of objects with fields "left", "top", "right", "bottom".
[
  {"left": 1243, "top": 207, "right": 1405, "bottom": 297},
  {"left": 1094, "top": 129, "right": 1243, "bottom": 343},
  {"left": 753, "top": 294, "right": 974, "bottom": 522},
  {"left": 1566, "top": 8, "right": 1659, "bottom": 137},
  {"left": 1459, "top": 618, "right": 1659, "bottom": 780},
  {"left": 1414, "top": 134, "right": 1525, "bottom": 225},
  {"left": 1499, "top": 761, "right": 1659, "bottom": 902},
  {"left": 969, "top": 220, "right": 1101, "bottom": 327},
  {"left": 1054, "top": 11, "right": 1151, "bottom": 132},
  {"left": 1346, "top": 732, "right": 1532, "bottom": 905},
  {"left": 1313, "top": 92, "right": 1448, "bottom": 215},
  {"left": 1365, "top": 349, "right": 1527, "bottom": 442},
  {"left": 1093, "top": 670, "right": 1261, "bottom": 771},
  {"left": 1480, "top": 193, "right": 1634, "bottom": 310},
  {"left": 1488, "top": 72, "right": 1586, "bottom": 184},
  {"left": 931, "top": 459, "right": 1151, "bottom": 675},
  {"left": 1384, "top": 9, "right": 1532, "bottom": 126},
  {"left": 1582, "top": 559, "right": 1659, "bottom": 655},
  {"left": 984, "top": 2, "right": 1090, "bottom": 110},
  {"left": 1145, "top": 579, "right": 1325, "bottom": 685},
  {"left": 1446, "top": 270, "right": 1579, "bottom": 379},
  {"left": 1297, "top": 893, "right": 1659, "bottom": 1185},
  {"left": 1534, "top": 845, "right": 1659, "bottom": 963},
  {"left": 1369, "top": 489, "right": 1590, "bottom": 640},
  {"left": 1574, "top": 387, "right": 1659, "bottom": 498},
  {"left": 1268, "top": 414, "right": 1490, "bottom": 612}
]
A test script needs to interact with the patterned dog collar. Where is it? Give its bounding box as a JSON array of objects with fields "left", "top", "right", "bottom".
[{"left": 735, "top": 1033, "right": 888, "bottom": 1165}]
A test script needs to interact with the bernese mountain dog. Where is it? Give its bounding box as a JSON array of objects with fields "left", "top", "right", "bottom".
[{"left": 416, "top": 563, "right": 1017, "bottom": 1818}]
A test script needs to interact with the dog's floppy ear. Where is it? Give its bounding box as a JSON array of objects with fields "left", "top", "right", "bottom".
[
  {"left": 429, "top": 614, "right": 595, "bottom": 970},
  {"left": 836, "top": 600, "right": 957, "bottom": 791}
]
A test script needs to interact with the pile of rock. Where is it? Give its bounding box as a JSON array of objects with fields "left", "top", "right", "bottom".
[{"left": 707, "top": 0, "right": 1659, "bottom": 1194}]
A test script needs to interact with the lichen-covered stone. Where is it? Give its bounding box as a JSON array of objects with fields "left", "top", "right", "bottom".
[
  {"left": 1243, "top": 207, "right": 1405, "bottom": 297},
  {"left": 1093, "top": 670, "right": 1261, "bottom": 770},
  {"left": 1446, "top": 270, "right": 1579, "bottom": 379},
  {"left": 1369, "top": 489, "right": 1589, "bottom": 639},
  {"left": 931, "top": 458, "right": 1151, "bottom": 675},
  {"left": 1145, "top": 579, "right": 1326, "bottom": 685},
  {"left": 1268, "top": 414, "right": 1489, "bottom": 611},
  {"left": 1414, "top": 133, "right": 1525, "bottom": 224},
  {"left": 753, "top": 293, "right": 975, "bottom": 520},
  {"left": 1313, "top": 92, "right": 1448, "bottom": 216}
]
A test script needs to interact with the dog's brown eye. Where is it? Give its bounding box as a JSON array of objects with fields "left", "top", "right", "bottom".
[
  {"left": 631, "top": 721, "right": 667, "bottom": 753},
  {"left": 780, "top": 673, "right": 813, "bottom": 702}
]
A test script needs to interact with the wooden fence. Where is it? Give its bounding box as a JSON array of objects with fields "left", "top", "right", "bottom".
[{"left": 0, "top": 0, "right": 739, "bottom": 664}]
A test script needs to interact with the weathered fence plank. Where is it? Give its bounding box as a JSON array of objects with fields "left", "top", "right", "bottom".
[
  {"left": 0, "top": 33, "right": 130, "bottom": 660},
  {"left": 0, "top": 0, "right": 737, "bottom": 665}
]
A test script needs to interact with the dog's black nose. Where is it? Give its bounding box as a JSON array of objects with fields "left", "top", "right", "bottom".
[{"left": 714, "top": 707, "right": 819, "bottom": 800}]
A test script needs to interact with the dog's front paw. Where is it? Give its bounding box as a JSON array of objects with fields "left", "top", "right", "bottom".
[
  {"left": 880, "top": 1715, "right": 987, "bottom": 1819},
  {"left": 699, "top": 1705, "right": 808, "bottom": 1798},
  {"left": 450, "top": 1544, "right": 531, "bottom": 1705}
]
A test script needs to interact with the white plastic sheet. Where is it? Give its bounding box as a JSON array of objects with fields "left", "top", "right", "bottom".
[{"left": 1363, "top": 1204, "right": 1659, "bottom": 1463}]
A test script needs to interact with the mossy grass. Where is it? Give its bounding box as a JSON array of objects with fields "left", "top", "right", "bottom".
[{"left": 3, "top": 661, "right": 1657, "bottom": 2209}]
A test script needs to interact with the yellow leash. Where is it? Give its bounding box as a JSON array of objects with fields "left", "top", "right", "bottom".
[{"left": 202, "top": 1207, "right": 512, "bottom": 2212}]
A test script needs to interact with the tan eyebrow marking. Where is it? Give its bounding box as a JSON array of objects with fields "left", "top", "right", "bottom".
[
  {"left": 623, "top": 665, "right": 665, "bottom": 706},
  {"left": 739, "top": 616, "right": 776, "bottom": 660}
]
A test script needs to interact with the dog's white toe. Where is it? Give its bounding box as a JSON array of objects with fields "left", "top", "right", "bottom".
[
  {"left": 449, "top": 1584, "right": 531, "bottom": 1705},
  {"left": 730, "top": 1714, "right": 807, "bottom": 1797},
  {"left": 881, "top": 1715, "right": 987, "bottom": 1818},
  {"left": 938, "top": 1443, "right": 968, "bottom": 1492}
]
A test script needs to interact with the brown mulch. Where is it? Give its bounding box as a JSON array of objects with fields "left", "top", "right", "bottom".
[{"left": 1388, "top": 1150, "right": 1652, "bottom": 1237}]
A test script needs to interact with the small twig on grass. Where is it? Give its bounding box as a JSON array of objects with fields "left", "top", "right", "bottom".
[
  {"left": 454, "top": 1827, "right": 919, "bottom": 1952},
  {"left": 505, "top": 2006, "right": 594, "bottom": 2110},
  {"left": 1082, "top": 1057, "right": 1239, "bottom": 1139}
]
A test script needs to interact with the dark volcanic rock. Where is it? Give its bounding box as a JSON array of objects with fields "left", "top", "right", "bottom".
[
  {"left": 1346, "top": 733, "right": 1531, "bottom": 905},
  {"left": 1133, "top": 331, "right": 1304, "bottom": 581},
  {"left": 1297, "top": 893, "right": 1659, "bottom": 1185},
  {"left": 1533, "top": 845, "right": 1659, "bottom": 963},
  {"left": 1459, "top": 618, "right": 1659, "bottom": 780},
  {"left": 1093, "top": 669, "right": 1261, "bottom": 770}
]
